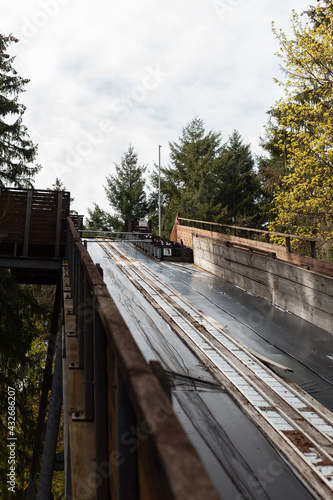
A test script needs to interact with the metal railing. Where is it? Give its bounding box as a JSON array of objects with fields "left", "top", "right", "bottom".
[{"left": 65, "top": 217, "right": 219, "bottom": 500}]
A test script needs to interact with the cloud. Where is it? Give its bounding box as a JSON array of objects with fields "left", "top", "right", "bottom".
[{"left": 1, "top": 0, "right": 309, "bottom": 215}]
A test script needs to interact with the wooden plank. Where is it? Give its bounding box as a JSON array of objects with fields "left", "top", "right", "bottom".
[
  {"left": 67, "top": 218, "right": 221, "bottom": 500},
  {"left": 64, "top": 276, "right": 96, "bottom": 500},
  {"left": 180, "top": 225, "right": 333, "bottom": 277},
  {"left": 23, "top": 190, "right": 32, "bottom": 256},
  {"left": 197, "top": 234, "right": 333, "bottom": 295},
  {"left": 221, "top": 246, "right": 333, "bottom": 300},
  {"left": 194, "top": 237, "right": 333, "bottom": 333},
  {"left": 273, "top": 290, "right": 333, "bottom": 333}
]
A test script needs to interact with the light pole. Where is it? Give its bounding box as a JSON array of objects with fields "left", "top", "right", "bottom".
[{"left": 158, "top": 145, "right": 161, "bottom": 237}]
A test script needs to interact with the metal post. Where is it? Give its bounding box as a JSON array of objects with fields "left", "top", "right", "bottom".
[
  {"left": 116, "top": 365, "right": 138, "bottom": 500},
  {"left": 158, "top": 145, "right": 161, "bottom": 238},
  {"left": 26, "top": 277, "right": 62, "bottom": 500},
  {"left": 78, "top": 264, "right": 85, "bottom": 368},
  {"left": 310, "top": 240, "right": 317, "bottom": 259},
  {"left": 55, "top": 191, "right": 63, "bottom": 258},
  {"left": 36, "top": 324, "right": 63, "bottom": 500},
  {"left": 84, "top": 279, "right": 94, "bottom": 420},
  {"left": 94, "top": 310, "right": 110, "bottom": 499}
]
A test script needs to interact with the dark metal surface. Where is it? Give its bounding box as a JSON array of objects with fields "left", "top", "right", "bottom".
[
  {"left": 119, "top": 242, "right": 333, "bottom": 411},
  {"left": 87, "top": 241, "right": 333, "bottom": 499},
  {"left": 115, "top": 365, "right": 139, "bottom": 500},
  {"left": 66, "top": 219, "right": 221, "bottom": 500},
  {"left": 93, "top": 310, "right": 109, "bottom": 499}
]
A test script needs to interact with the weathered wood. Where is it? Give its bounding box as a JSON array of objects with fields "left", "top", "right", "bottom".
[
  {"left": 205, "top": 239, "right": 333, "bottom": 297},
  {"left": 193, "top": 235, "right": 333, "bottom": 334},
  {"left": 65, "top": 324, "right": 95, "bottom": 498},
  {"left": 66, "top": 217, "right": 221, "bottom": 500},
  {"left": 63, "top": 267, "right": 96, "bottom": 500},
  {"left": 178, "top": 217, "right": 322, "bottom": 245},
  {"left": 179, "top": 224, "right": 333, "bottom": 277},
  {"left": 0, "top": 188, "right": 70, "bottom": 258}
]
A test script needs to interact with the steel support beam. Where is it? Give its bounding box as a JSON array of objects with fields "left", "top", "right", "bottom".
[
  {"left": 26, "top": 276, "right": 62, "bottom": 500},
  {"left": 0, "top": 257, "right": 62, "bottom": 271},
  {"left": 115, "top": 365, "right": 138, "bottom": 500}
]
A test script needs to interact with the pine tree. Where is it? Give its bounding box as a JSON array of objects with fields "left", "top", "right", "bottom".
[
  {"left": 159, "top": 118, "right": 262, "bottom": 235},
  {"left": 104, "top": 145, "right": 149, "bottom": 225},
  {"left": 0, "top": 271, "right": 53, "bottom": 497},
  {"left": 218, "top": 130, "right": 263, "bottom": 227},
  {"left": 85, "top": 202, "right": 122, "bottom": 232},
  {"left": 160, "top": 117, "right": 224, "bottom": 232},
  {"left": 0, "top": 34, "right": 41, "bottom": 187}
]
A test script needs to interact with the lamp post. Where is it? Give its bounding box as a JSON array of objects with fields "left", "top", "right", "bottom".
[{"left": 158, "top": 145, "right": 161, "bottom": 237}]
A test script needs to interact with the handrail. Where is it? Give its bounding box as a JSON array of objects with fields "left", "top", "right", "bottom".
[
  {"left": 177, "top": 217, "right": 333, "bottom": 260},
  {"left": 66, "top": 217, "right": 219, "bottom": 499}
]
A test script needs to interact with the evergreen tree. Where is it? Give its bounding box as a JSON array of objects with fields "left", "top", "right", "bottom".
[
  {"left": 85, "top": 202, "right": 122, "bottom": 232},
  {"left": 0, "top": 271, "right": 54, "bottom": 497},
  {"left": 104, "top": 145, "right": 149, "bottom": 225},
  {"left": 158, "top": 118, "right": 262, "bottom": 235},
  {"left": 218, "top": 130, "right": 263, "bottom": 227},
  {"left": 0, "top": 34, "right": 41, "bottom": 187},
  {"left": 159, "top": 117, "right": 225, "bottom": 233}
]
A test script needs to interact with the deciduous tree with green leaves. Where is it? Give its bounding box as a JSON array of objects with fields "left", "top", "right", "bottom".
[
  {"left": 0, "top": 34, "right": 41, "bottom": 187},
  {"left": 266, "top": 3, "right": 333, "bottom": 239}
]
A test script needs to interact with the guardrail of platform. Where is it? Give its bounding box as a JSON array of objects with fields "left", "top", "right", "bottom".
[
  {"left": 65, "top": 217, "right": 219, "bottom": 500},
  {"left": 177, "top": 217, "right": 333, "bottom": 260},
  {"left": 78, "top": 229, "right": 153, "bottom": 243}
]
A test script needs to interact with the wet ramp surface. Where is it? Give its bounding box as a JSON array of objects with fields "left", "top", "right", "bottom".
[{"left": 87, "top": 240, "right": 333, "bottom": 499}]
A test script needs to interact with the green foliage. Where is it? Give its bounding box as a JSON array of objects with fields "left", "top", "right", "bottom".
[
  {"left": 47, "top": 177, "right": 77, "bottom": 215},
  {"left": 305, "top": 0, "right": 333, "bottom": 27},
  {"left": 0, "top": 34, "right": 41, "bottom": 188},
  {"left": 157, "top": 117, "right": 263, "bottom": 236},
  {"left": 264, "top": 6, "right": 333, "bottom": 239},
  {"left": 85, "top": 202, "right": 122, "bottom": 232},
  {"left": 217, "top": 130, "right": 263, "bottom": 227},
  {"left": 104, "top": 145, "right": 149, "bottom": 227},
  {"left": 0, "top": 271, "right": 55, "bottom": 497}
]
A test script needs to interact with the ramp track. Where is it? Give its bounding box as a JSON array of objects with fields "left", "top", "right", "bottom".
[{"left": 98, "top": 239, "right": 333, "bottom": 499}]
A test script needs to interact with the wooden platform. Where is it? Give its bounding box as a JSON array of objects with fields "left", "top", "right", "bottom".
[{"left": 0, "top": 188, "right": 71, "bottom": 283}]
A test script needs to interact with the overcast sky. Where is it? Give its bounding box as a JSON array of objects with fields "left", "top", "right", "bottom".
[{"left": 3, "top": 0, "right": 311, "bottom": 217}]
